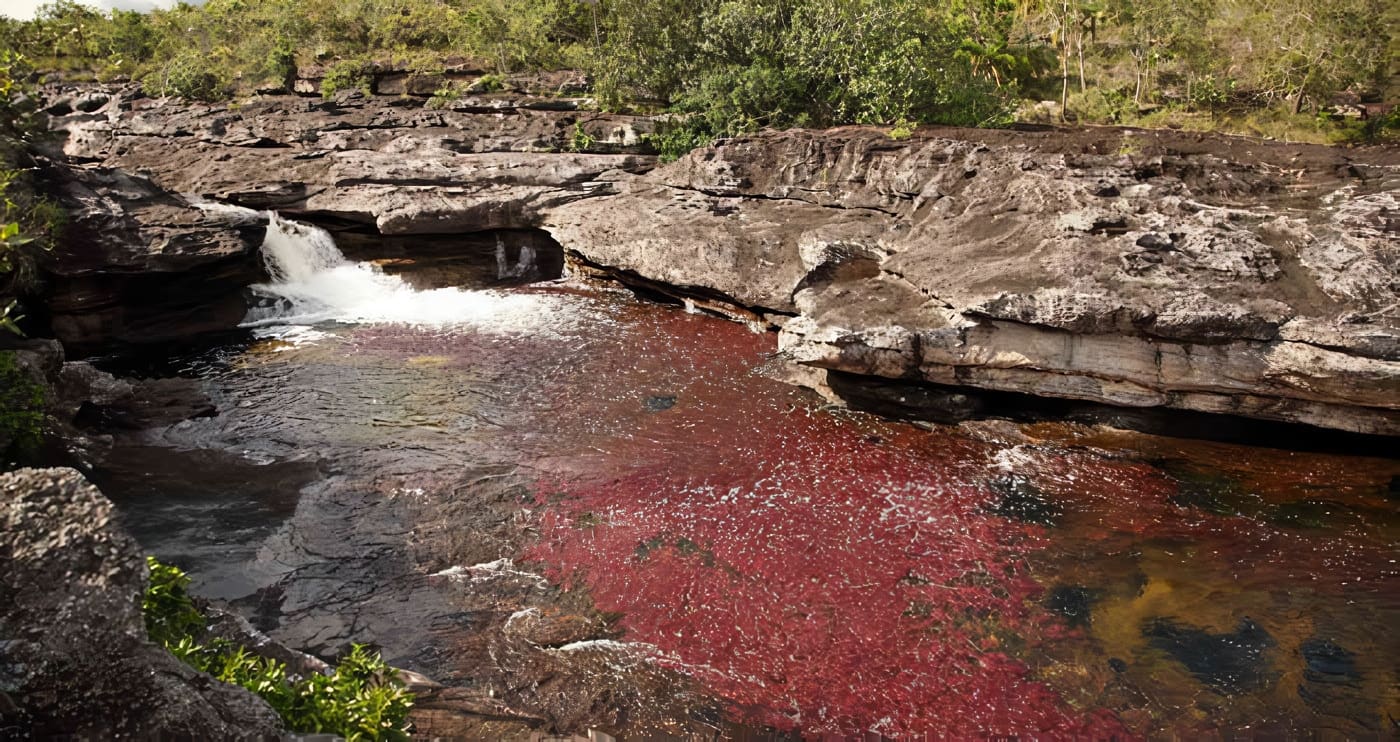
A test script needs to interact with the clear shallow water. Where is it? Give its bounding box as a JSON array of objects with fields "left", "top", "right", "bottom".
[{"left": 98, "top": 219, "right": 1400, "bottom": 739}]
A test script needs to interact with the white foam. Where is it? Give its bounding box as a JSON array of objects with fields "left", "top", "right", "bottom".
[{"left": 239, "top": 213, "right": 583, "bottom": 336}]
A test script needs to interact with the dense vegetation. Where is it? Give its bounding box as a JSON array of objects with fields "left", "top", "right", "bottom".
[
  {"left": 144, "top": 557, "right": 415, "bottom": 741},
  {"left": 0, "top": 51, "right": 60, "bottom": 337},
  {"left": 0, "top": 350, "right": 45, "bottom": 463},
  {"left": 1, "top": 0, "right": 1393, "bottom": 145}
]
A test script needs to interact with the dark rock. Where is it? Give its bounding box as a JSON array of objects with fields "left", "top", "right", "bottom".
[
  {"left": 1142, "top": 617, "right": 1276, "bottom": 695},
  {"left": 986, "top": 476, "right": 1063, "bottom": 526},
  {"left": 38, "top": 162, "right": 267, "bottom": 356},
  {"left": 825, "top": 371, "right": 984, "bottom": 424},
  {"left": 644, "top": 395, "right": 677, "bottom": 412},
  {"left": 1045, "top": 585, "right": 1099, "bottom": 628},
  {"left": 1300, "top": 638, "right": 1359, "bottom": 685},
  {"left": 0, "top": 467, "right": 284, "bottom": 738}
]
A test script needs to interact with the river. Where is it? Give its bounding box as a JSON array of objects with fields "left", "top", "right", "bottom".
[{"left": 90, "top": 215, "right": 1399, "bottom": 739}]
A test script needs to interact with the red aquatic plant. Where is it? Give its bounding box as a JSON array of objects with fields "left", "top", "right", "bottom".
[{"left": 527, "top": 402, "right": 1130, "bottom": 739}]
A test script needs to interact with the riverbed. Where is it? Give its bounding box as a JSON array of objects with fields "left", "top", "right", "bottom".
[{"left": 90, "top": 218, "right": 1399, "bottom": 739}]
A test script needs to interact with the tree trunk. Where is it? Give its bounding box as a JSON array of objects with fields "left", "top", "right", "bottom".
[
  {"left": 1077, "top": 27, "right": 1087, "bottom": 92},
  {"left": 1060, "top": 47, "right": 1070, "bottom": 120}
]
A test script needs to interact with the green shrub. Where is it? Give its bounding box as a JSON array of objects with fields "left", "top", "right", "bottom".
[
  {"left": 426, "top": 82, "right": 461, "bottom": 110},
  {"left": 143, "top": 558, "right": 415, "bottom": 741},
  {"left": 643, "top": 116, "right": 716, "bottom": 163},
  {"left": 568, "top": 121, "right": 596, "bottom": 152},
  {"left": 142, "top": 555, "right": 207, "bottom": 646},
  {"left": 146, "top": 49, "right": 227, "bottom": 101},
  {"left": 321, "top": 58, "right": 374, "bottom": 98},
  {"left": 0, "top": 351, "right": 44, "bottom": 462},
  {"left": 471, "top": 72, "right": 505, "bottom": 93},
  {"left": 1, "top": 52, "right": 60, "bottom": 337}
]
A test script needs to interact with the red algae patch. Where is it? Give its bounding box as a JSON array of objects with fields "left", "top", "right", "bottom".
[{"left": 515, "top": 300, "right": 1131, "bottom": 737}]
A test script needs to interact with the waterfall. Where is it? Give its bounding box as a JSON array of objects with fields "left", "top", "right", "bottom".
[{"left": 234, "top": 211, "right": 570, "bottom": 334}]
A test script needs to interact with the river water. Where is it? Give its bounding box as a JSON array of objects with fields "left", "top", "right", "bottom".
[{"left": 95, "top": 216, "right": 1399, "bottom": 739}]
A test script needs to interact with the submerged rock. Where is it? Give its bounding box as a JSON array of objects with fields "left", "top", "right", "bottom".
[
  {"left": 0, "top": 467, "right": 284, "bottom": 738},
  {"left": 1143, "top": 616, "right": 1277, "bottom": 695}
]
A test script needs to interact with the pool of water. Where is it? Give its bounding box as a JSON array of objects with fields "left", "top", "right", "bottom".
[{"left": 91, "top": 218, "right": 1399, "bottom": 739}]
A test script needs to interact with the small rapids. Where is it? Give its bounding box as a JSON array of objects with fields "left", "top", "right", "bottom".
[{"left": 237, "top": 212, "right": 573, "bottom": 334}]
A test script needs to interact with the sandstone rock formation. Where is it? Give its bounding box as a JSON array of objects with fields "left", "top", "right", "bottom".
[
  {"left": 0, "top": 467, "right": 285, "bottom": 738},
  {"left": 546, "top": 130, "right": 1399, "bottom": 435},
  {"left": 41, "top": 85, "right": 1399, "bottom": 434},
  {"left": 40, "top": 161, "right": 267, "bottom": 354}
]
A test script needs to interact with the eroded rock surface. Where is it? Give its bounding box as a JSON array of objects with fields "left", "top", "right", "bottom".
[
  {"left": 0, "top": 467, "right": 284, "bottom": 738},
  {"left": 39, "top": 160, "right": 268, "bottom": 354},
  {"left": 43, "top": 86, "right": 1400, "bottom": 433},
  {"left": 547, "top": 129, "right": 1400, "bottom": 434}
]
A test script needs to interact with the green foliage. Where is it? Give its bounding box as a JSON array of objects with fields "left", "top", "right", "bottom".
[
  {"left": 147, "top": 50, "right": 227, "bottom": 101},
  {"left": 568, "top": 120, "right": 595, "bottom": 152},
  {"left": 426, "top": 82, "right": 461, "bottom": 110},
  {"left": 643, "top": 117, "right": 717, "bottom": 163},
  {"left": 472, "top": 73, "right": 505, "bottom": 93},
  {"left": 322, "top": 58, "right": 374, "bottom": 98},
  {"left": 1, "top": 52, "right": 59, "bottom": 337},
  {"left": 0, "top": 351, "right": 45, "bottom": 461},
  {"left": 0, "top": 0, "right": 1390, "bottom": 140},
  {"left": 142, "top": 556, "right": 207, "bottom": 646},
  {"left": 143, "top": 558, "right": 414, "bottom": 741}
]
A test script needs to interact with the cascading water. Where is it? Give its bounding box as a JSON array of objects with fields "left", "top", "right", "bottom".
[{"left": 233, "top": 212, "right": 575, "bottom": 334}]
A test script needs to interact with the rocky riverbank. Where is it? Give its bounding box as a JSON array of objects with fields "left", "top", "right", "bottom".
[{"left": 37, "top": 83, "right": 1399, "bottom": 435}]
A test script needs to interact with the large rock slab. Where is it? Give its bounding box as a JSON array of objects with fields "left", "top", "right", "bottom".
[
  {"left": 0, "top": 467, "right": 284, "bottom": 737},
  {"left": 38, "top": 161, "right": 268, "bottom": 354},
  {"left": 43, "top": 84, "right": 1399, "bottom": 433},
  {"left": 47, "top": 86, "right": 657, "bottom": 235},
  {"left": 547, "top": 129, "right": 1399, "bottom": 435}
]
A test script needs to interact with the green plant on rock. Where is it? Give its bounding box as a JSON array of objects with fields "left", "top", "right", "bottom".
[
  {"left": 426, "top": 82, "right": 461, "bottom": 109},
  {"left": 568, "top": 121, "right": 596, "bottom": 152},
  {"left": 321, "top": 58, "right": 374, "bottom": 98},
  {"left": 142, "top": 555, "right": 207, "bottom": 646},
  {"left": 0, "top": 350, "right": 45, "bottom": 463},
  {"left": 1, "top": 52, "right": 60, "bottom": 338},
  {"left": 643, "top": 116, "right": 716, "bottom": 163},
  {"left": 471, "top": 72, "right": 505, "bottom": 93},
  {"left": 143, "top": 558, "right": 414, "bottom": 741}
]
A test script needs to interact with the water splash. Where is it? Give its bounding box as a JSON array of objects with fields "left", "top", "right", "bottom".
[{"left": 241, "top": 213, "right": 580, "bottom": 335}]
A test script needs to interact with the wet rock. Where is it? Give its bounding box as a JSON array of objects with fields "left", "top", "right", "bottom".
[
  {"left": 825, "top": 371, "right": 984, "bottom": 423},
  {"left": 1296, "top": 638, "right": 1375, "bottom": 726},
  {"left": 546, "top": 129, "right": 1399, "bottom": 435},
  {"left": 644, "top": 395, "right": 677, "bottom": 412},
  {"left": 1142, "top": 617, "right": 1276, "bottom": 695},
  {"left": 1045, "top": 586, "right": 1099, "bottom": 628},
  {"left": 38, "top": 161, "right": 268, "bottom": 356},
  {"left": 38, "top": 83, "right": 1400, "bottom": 434},
  {"left": 0, "top": 467, "right": 284, "bottom": 738},
  {"left": 986, "top": 476, "right": 1063, "bottom": 526},
  {"left": 1300, "top": 638, "right": 1359, "bottom": 685}
]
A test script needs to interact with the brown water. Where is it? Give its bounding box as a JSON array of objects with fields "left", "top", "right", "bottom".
[{"left": 97, "top": 284, "right": 1399, "bottom": 739}]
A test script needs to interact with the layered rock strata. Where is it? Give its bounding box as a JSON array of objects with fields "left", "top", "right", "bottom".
[{"left": 43, "top": 86, "right": 1400, "bottom": 433}]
